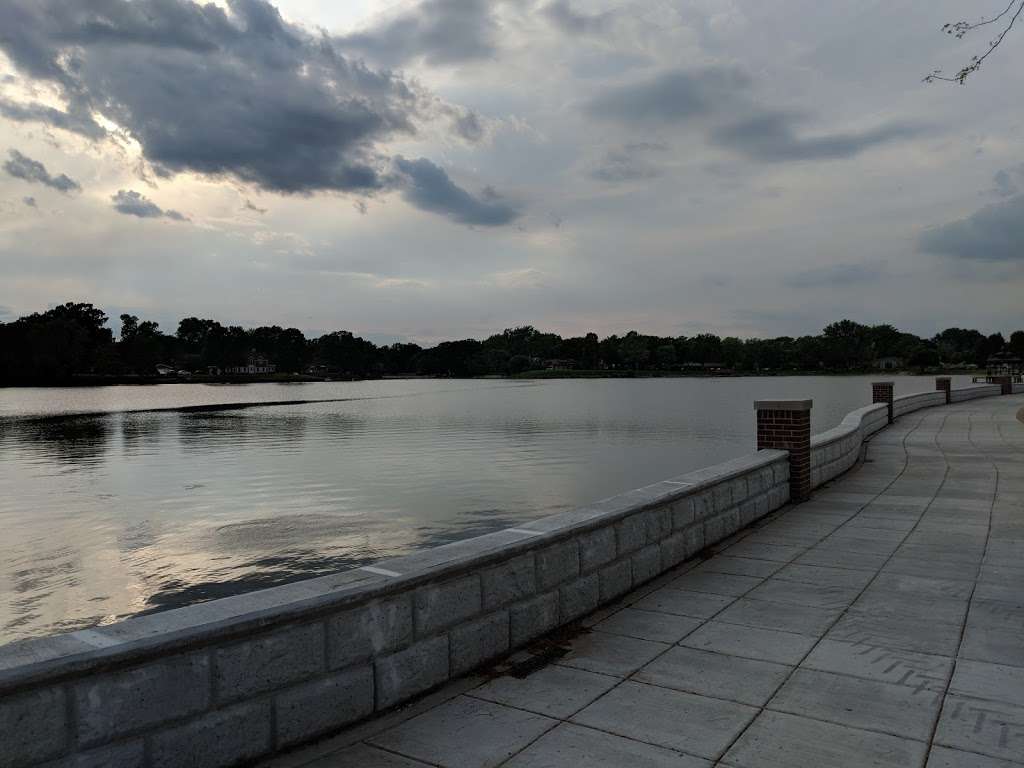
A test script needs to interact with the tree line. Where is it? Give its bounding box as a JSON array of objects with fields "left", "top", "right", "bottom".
[{"left": 0, "top": 303, "right": 1021, "bottom": 385}]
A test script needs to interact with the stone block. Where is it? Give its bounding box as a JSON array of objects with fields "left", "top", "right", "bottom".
[
  {"left": 149, "top": 700, "right": 272, "bottom": 768},
  {"left": 712, "top": 482, "right": 732, "bottom": 513},
  {"left": 40, "top": 740, "right": 145, "bottom": 768},
  {"left": 74, "top": 652, "right": 210, "bottom": 746},
  {"left": 615, "top": 514, "right": 646, "bottom": 556},
  {"left": 510, "top": 591, "right": 560, "bottom": 647},
  {"left": 559, "top": 574, "right": 600, "bottom": 622},
  {"left": 729, "top": 476, "right": 749, "bottom": 505},
  {"left": 327, "top": 596, "right": 413, "bottom": 670},
  {"left": 773, "top": 461, "right": 790, "bottom": 485},
  {"left": 739, "top": 499, "right": 759, "bottom": 526},
  {"left": 375, "top": 636, "right": 449, "bottom": 710},
  {"left": 274, "top": 665, "right": 374, "bottom": 747},
  {"left": 578, "top": 526, "right": 617, "bottom": 572},
  {"left": 644, "top": 507, "right": 671, "bottom": 543},
  {"left": 450, "top": 611, "right": 510, "bottom": 675},
  {"left": 598, "top": 559, "right": 633, "bottom": 602},
  {"left": 214, "top": 622, "right": 323, "bottom": 702},
  {"left": 660, "top": 532, "right": 688, "bottom": 569},
  {"left": 0, "top": 685, "right": 67, "bottom": 767},
  {"left": 536, "top": 540, "right": 580, "bottom": 589},
  {"left": 632, "top": 545, "right": 662, "bottom": 585},
  {"left": 693, "top": 491, "right": 715, "bottom": 521},
  {"left": 482, "top": 554, "right": 536, "bottom": 610},
  {"left": 670, "top": 496, "right": 696, "bottom": 530},
  {"left": 414, "top": 575, "right": 482, "bottom": 635}
]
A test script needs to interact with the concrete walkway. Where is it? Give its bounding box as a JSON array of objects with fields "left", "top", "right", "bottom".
[{"left": 265, "top": 395, "right": 1024, "bottom": 768}]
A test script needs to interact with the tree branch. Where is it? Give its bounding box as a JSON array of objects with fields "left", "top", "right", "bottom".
[{"left": 925, "top": 0, "right": 1024, "bottom": 84}]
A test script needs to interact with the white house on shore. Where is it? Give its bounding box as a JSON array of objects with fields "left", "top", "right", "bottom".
[{"left": 225, "top": 353, "right": 276, "bottom": 375}]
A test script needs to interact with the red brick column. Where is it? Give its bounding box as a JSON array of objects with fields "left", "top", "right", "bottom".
[
  {"left": 936, "top": 377, "right": 951, "bottom": 404},
  {"left": 755, "top": 399, "right": 812, "bottom": 503},
  {"left": 872, "top": 381, "right": 894, "bottom": 424},
  {"left": 993, "top": 375, "right": 1012, "bottom": 395}
]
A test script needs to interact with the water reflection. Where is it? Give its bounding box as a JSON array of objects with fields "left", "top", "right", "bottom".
[{"left": 0, "top": 375, "right": 977, "bottom": 644}]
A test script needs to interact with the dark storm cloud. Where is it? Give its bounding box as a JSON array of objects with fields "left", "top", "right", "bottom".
[
  {"left": 713, "top": 112, "right": 921, "bottom": 162},
  {"left": 785, "top": 262, "right": 885, "bottom": 287},
  {"left": 591, "top": 142, "right": 668, "bottom": 182},
  {"left": 111, "top": 190, "right": 187, "bottom": 221},
  {"left": 920, "top": 195, "right": 1024, "bottom": 262},
  {"left": 0, "top": 0, "right": 419, "bottom": 194},
  {"left": 393, "top": 157, "right": 520, "bottom": 226},
  {"left": 0, "top": 99, "right": 105, "bottom": 140},
  {"left": 3, "top": 150, "right": 81, "bottom": 193},
  {"left": 585, "top": 68, "right": 751, "bottom": 124},
  {"left": 544, "top": 1, "right": 616, "bottom": 35},
  {"left": 339, "top": 0, "right": 497, "bottom": 68}
]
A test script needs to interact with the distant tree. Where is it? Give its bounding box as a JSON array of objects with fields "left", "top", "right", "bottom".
[
  {"left": 925, "top": 1, "right": 1023, "bottom": 84},
  {"left": 654, "top": 344, "right": 678, "bottom": 370},
  {"left": 618, "top": 332, "right": 650, "bottom": 371},
  {"left": 909, "top": 345, "right": 941, "bottom": 371},
  {"left": 1009, "top": 330, "right": 1024, "bottom": 359}
]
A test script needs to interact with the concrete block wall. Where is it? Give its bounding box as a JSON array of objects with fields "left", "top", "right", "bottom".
[
  {"left": 1015, "top": 383, "right": 1024, "bottom": 395},
  {"left": 0, "top": 450, "right": 790, "bottom": 768},
  {"left": 951, "top": 383, "right": 1003, "bottom": 402},
  {"left": 892, "top": 390, "right": 946, "bottom": 418},
  {"left": 809, "top": 403, "right": 888, "bottom": 489}
]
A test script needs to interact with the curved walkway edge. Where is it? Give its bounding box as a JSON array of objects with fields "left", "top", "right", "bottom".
[{"left": 264, "top": 394, "right": 1024, "bottom": 768}]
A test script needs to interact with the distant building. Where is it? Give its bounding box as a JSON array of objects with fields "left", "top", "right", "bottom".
[
  {"left": 543, "top": 359, "right": 576, "bottom": 370},
  {"left": 155, "top": 363, "right": 175, "bottom": 376},
  {"left": 224, "top": 353, "right": 276, "bottom": 375},
  {"left": 874, "top": 356, "right": 904, "bottom": 371}
]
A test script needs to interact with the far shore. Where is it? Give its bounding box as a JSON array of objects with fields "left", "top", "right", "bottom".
[{"left": 0, "top": 368, "right": 985, "bottom": 388}]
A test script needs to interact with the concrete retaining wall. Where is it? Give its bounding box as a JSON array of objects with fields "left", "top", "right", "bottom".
[
  {"left": 809, "top": 403, "right": 888, "bottom": 489},
  {"left": 893, "top": 390, "right": 946, "bottom": 417},
  {"left": 0, "top": 380, "right": 1016, "bottom": 768},
  {"left": 0, "top": 450, "right": 790, "bottom": 768},
  {"left": 1012, "top": 383, "right": 1023, "bottom": 395},
  {"left": 951, "top": 383, "right": 1002, "bottom": 402}
]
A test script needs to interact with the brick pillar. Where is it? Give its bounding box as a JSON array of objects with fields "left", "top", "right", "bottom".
[
  {"left": 755, "top": 399, "right": 812, "bottom": 503},
  {"left": 872, "top": 381, "right": 894, "bottom": 424},
  {"left": 936, "top": 377, "right": 951, "bottom": 404},
  {"left": 993, "top": 375, "right": 1012, "bottom": 395}
]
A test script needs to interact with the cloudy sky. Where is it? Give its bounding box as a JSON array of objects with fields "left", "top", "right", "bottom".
[{"left": 0, "top": 0, "right": 1022, "bottom": 343}]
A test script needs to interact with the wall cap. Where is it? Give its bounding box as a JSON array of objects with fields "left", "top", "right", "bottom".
[{"left": 754, "top": 399, "right": 812, "bottom": 411}]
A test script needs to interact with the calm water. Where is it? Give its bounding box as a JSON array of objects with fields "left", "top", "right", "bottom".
[{"left": 0, "top": 375, "right": 969, "bottom": 644}]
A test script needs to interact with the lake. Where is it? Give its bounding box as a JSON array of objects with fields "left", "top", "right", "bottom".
[{"left": 0, "top": 375, "right": 969, "bottom": 644}]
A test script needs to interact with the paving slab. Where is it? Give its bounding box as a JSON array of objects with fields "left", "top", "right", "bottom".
[
  {"left": 934, "top": 694, "right": 1024, "bottom": 763},
  {"left": 771, "top": 562, "right": 877, "bottom": 589},
  {"left": 469, "top": 665, "right": 618, "bottom": 719},
  {"left": 571, "top": 680, "right": 757, "bottom": 760},
  {"left": 828, "top": 611, "right": 963, "bottom": 656},
  {"left": 503, "top": 723, "right": 711, "bottom": 768},
  {"left": 630, "top": 588, "right": 734, "bottom": 619},
  {"left": 307, "top": 744, "right": 433, "bottom": 767},
  {"left": 668, "top": 570, "right": 763, "bottom": 597},
  {"left": 925, "top": 745, "right": 1024, "bottom": 768},
  {"left": 366, "top": 697, "right": 556, "bottom": 768},
  {"left": 556, "top": 631, "right": 667, "bottom": 677},
  {"left": 716, "top": 597, "right": 842, "bottom": 637},
  {"left": 688, "top": 556, "right": 782, "bottom": 578},
  {"left": 591, "top": 608, "right": 702, "bottom": 644},
  {"left": 721, "top": 710, "right": 929, "bottom": 768},
  {"left": 746, "top": 578, "right": 862, "bottom": 610},
  {"left": 949, "top": 660, "right": 1024, "bottom": 708},
  {"left": 768, "top": 668, "right": 942, "bottom": 741},
  {"left": 634, "top": 645, "right": 791, "bottom": 706},
  {"left": 680, "top": 621, "right": 817, "bottom": 666},
  {"left": 801, "top": 638, "right": 952, "bottom": 692}
]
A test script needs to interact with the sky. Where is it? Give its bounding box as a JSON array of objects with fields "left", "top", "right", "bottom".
[{"left": 0, "top": 0, "right": 1022, "bottom": 344}]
